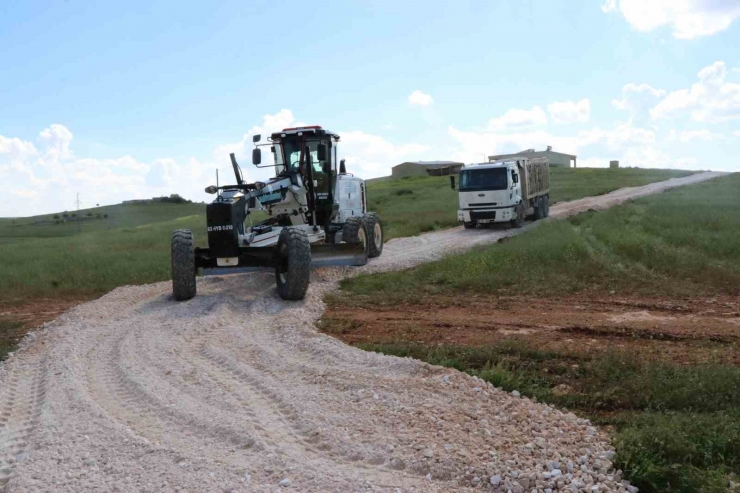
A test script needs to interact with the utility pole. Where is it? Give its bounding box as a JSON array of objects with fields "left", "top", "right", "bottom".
[{"left": 75, "top": 193, "right": 82, "bottom": 233}]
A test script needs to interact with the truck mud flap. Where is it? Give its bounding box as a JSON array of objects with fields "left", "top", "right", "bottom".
[{"left": 310, "top": 243, "right": 367, "bottom": 267}]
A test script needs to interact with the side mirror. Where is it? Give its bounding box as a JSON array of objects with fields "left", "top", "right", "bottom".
[
  {"left": 513, "top": 173, "right": 519, "bottom": 184},
  {"left": 339, "top": 159, "right": 346, "bottom": 174},
  {"left": 317, "top": 143, "right": 327, "bottom": 162},
  {"left": 252, "top": 134, "right": 261, "bottom": 143},
  {"left": 205, "top": 185, "right": 218, "bottom": 194},
  {"left": 450, "top": 176, "right": 456, "bottom": 189},
  {"left": 252, "top": 148, "right": 262, "bottom": 165}
]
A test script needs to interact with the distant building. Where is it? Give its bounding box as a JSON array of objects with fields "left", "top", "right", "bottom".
[
  {"left": 392, "top": 161, "right": 465, "bottom": 178},
  {"left": 488, "top": 146, "right": 577, "bottom": 168}
]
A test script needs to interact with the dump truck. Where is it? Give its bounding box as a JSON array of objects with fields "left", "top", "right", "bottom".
[{"left": 450, "top": 157, "right": 550, "bottom": 229}]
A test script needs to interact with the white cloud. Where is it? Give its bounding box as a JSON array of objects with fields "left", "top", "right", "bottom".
[
  {"left": 408, "top": 90, "right": 433, "bottom": 106},
  {"left": 734, "top": 130, "right": 740, "bottom": 137},
  {"left": 601, "top": 0, "right": 617, "bottom": 13},
  {"left": 448, "top": 126, "right": 577, "bottom": 164},
  {"left": 10, "top": 189, "right": 38, "bottom": 199},
  {"left": 547, "top": 99, "right": 590, "bottom": 123},
  {"left": 0, "top": 112, "right": 433, "bottom": 215},
  {"left": 603, "top": 0, "right": 740, "bottom": 39},
  {"left": 578, "top": 120, "right": 656, "bottom": 149},
  {"left": 668, "top": 129, "right": 721, "bottom": 142},
  {"left": 488, "top": 106, "right": 548, "bottom": 131},
  {"left": 38, "top": 124, "right": 74, "bottom": 162},
  {"left": 650, "top": 61, "right": 740, "bottom": 122},
  {"left": 612, "top": 83, "right": 667, "bottom": 117},
  {"left": 339, "top": 131, "right": 429, "bottom": 177}
]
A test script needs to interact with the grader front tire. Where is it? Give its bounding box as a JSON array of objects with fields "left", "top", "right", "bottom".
[
  {"left": 171, "top": 229, "right": 196, "bottom": 301},
  {"left": 275, "top": 227, "right": 311, "bottom": 301}
]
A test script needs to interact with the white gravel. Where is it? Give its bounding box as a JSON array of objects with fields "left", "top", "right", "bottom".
[{"left": 0, "top": 171, "right": 723, "bottom": 492}]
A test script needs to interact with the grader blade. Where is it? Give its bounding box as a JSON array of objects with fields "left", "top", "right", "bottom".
[{"left": 310, "top": 243, "right": 367, "bottom": 268}]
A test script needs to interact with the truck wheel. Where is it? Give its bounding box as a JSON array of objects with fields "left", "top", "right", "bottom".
[
  {"left": 342, "top": 217, "right": 370, "bottom": 258},
  {"left": 363, "top": 213, "right": 384, "bottom": 258},
  {"left": 511, "top": 204, "right": 525, "bottom": 229},
  {"left": 543, "top": 195, "right": 550, "bottom": 218},
  {"left": 171, "top": 229, "right": 196, "bottom": 301},
  {"left": 533, "top": 197, "right": 544, "bottom": 220},
  {"left": 275, "top": 227, "right": 311, "bottom": 301},
  {"left": 463, "top": 221, "right": 477, "bottom": 229}
]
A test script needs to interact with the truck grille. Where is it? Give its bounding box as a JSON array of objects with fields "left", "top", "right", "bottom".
[{"left": 471, "top": 210, "right": 496, "bottom": 221}]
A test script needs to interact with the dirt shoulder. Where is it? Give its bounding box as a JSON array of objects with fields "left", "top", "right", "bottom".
[{"left": 323, "top": 294, "right": 740, "bottom": 366}]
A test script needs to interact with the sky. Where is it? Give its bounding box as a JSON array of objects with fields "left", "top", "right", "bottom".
[{"left": 1, "top": 0, "right": 740, "bottom": 217}]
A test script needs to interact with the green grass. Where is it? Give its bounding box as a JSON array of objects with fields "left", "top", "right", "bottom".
[
  {"left": 346, "top": 173, "right": 740, "bottom": 301},
  {"left": 0, "top": 317, "right": 24, "bottom": 360},
  {"left": 358, "top": 341, "right": 740, "bottom": 493},
  {"left": 367, "top": 167, "right": 694, "bottom": 240},
  {"left": 0, "top": 213, "right": 208, "bottom": 301}
]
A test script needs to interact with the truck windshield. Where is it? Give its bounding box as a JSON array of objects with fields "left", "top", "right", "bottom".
[{"left": 459, "top": 168, "right": 508, "bottom": 191}]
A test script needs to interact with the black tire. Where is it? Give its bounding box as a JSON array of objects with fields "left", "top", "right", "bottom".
[
  {"left": 363, "top": 212, "right": 384, "bottom": 258},
  {"left": 543, "top": 195, "right": 550, "bottom": 218},
  {"left": 171, "top": 229, "right": 196, "bottom": 301},
  {"left": 463, "top": 221, "right": 477, "bottom": 229},
  {"left": 275, "top": 227, "right": 311, "bottom": 301},
  {"left": 342, "top": 217, "right": 370, "bottom": 258},
  {"left": 510, "top": 203, "right": 525, "bottom": 228},
  {"left": 533, "top": 196, "right": 544, "bottom": 220}
]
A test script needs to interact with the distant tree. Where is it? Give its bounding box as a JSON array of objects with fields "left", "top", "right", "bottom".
[
  {"left": 53, "top": 214, "right": 60, "bottom": 220},
  {"left": 86, "top": 212, "right": 93, "bottom": 217},
  {"left": 62, "top": 212, "right": 69, "bottom": 218},
  {"left": 103, "top": 214, "right": 109, "bottom": 218},
  {"left": 71, "top": 213, "right": 77, "bottom": 218},
  {"left": 95, "top": 213, "right": 102, "bottom": 218}
]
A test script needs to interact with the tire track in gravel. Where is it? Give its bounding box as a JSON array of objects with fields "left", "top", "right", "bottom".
[
  {"left": 176, "top": 298, "right": 427, "bottom": 489},
  {"left": 0, "top": 357, "right": 47, "bottom": 491}
]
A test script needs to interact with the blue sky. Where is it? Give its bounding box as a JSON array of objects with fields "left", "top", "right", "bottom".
[{"left": 1, "top": 0, "right": 739, "bottom": 216}]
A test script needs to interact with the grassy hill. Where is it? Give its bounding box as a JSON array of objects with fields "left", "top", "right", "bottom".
[
  {"left": 0, "top": 201, "right": 205, "bottom": 239},
  {"left": 0, "top": 167, "right": 696, "bottom": 302}
]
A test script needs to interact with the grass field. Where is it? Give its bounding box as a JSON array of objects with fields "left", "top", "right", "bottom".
[
  {"left": 324, "top": 173, "right": 740, "bottom": 493},
  {"left": 369, "top": 167, "right": 694, "bottom": 240},
  {"left": 0, "top": 167, "right": 695, "bottom": 304},
  {"left": 345, "top": 172, "right": 740, "bottom": 301}
]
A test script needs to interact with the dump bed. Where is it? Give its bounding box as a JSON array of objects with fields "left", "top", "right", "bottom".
[{"left": 519, "top": 157, "right": 549, "bottom": 200}]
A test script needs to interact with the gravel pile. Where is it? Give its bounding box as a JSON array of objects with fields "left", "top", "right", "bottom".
[{"left": 0, "top": 172, "right": 722, "bottom": 492}]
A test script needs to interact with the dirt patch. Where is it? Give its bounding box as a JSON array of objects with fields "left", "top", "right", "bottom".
[
  {"left": 323, "top": 294, "right": 740, "bottom": 366},
  {"left": 0, "top": 297, "right": 88, "bottom": 349}
]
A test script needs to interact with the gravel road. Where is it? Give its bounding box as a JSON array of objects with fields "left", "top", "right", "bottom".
[{"left": 0, "top": 171, "right": 724, "bottom": 492}]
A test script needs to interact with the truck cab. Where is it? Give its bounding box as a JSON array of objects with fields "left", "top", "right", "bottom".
[{"left": 453, "top": 157, "right": 550, "bottom": 229}]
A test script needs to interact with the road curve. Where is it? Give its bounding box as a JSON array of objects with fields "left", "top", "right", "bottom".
[{"left": 0, "top": 171, "right": 725, "bottom": 492}]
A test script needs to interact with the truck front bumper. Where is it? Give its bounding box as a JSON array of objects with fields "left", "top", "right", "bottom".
[{"left": 458, "top": 207, "right": 514, "bottom": 223}]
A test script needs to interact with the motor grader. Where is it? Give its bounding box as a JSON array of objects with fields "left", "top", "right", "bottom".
[{"left": 170, "top": 125, "right": 383, "bottom": 301}]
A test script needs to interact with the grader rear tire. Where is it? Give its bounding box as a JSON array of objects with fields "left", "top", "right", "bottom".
[
  {"left": 363, "top": 213, "right": 384, "bottom": 258},
  {"left": 171, "top": 229, "right": 196, "bottom": 301},
  {"left": 275, "top": 227, "right": 311, "bottom": 301},
  {"left": 342, "top": 217, "right": 370, "bottom": 259}
]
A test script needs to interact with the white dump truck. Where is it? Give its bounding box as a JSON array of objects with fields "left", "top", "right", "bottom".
[{"left": 451, "top": 157, "right": 550, "bottom": 229}]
